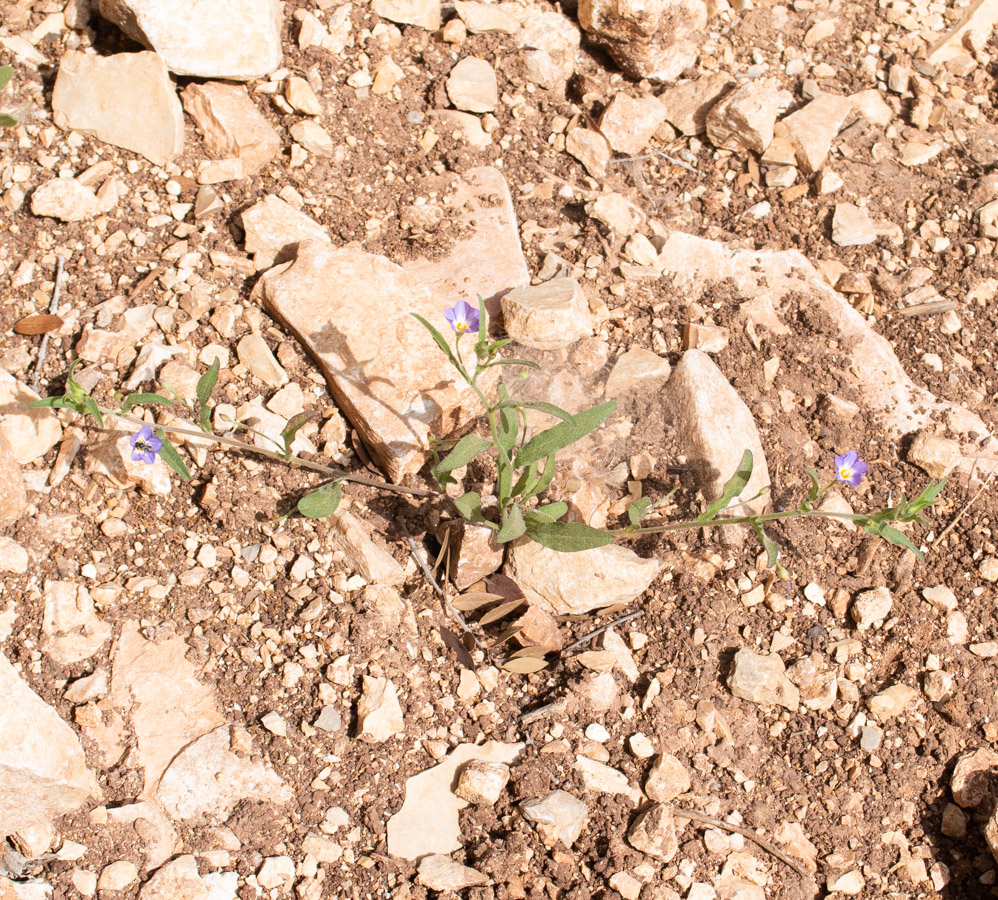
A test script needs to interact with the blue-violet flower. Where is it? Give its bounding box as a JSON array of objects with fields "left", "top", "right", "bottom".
[
  {"left": 443, "top": 300, "right": 480, "bottom": 335},
  {"left": 130, "top": 425, "right": 163, "bottom": 465},
  {"left": 834, "top": 450, "right": 868, "bottom": 487}
]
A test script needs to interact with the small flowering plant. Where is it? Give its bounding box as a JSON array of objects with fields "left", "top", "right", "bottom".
[
  {"left": 417, "top": 299, "right": 947, "bottom": 566},
  {"left": 129, "top": 425, "right": 163, "bottom": 465}
]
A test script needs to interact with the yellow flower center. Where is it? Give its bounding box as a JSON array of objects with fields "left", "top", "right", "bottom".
[
  {"left": 456, "top": 321, "right": 467, "bottom": 332},
  {"left": 839, "top": 468, "right": 850, "bottom": 478}
]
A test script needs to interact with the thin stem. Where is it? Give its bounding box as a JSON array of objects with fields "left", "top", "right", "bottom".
[{"left": 615, "top": 507, "right": 867, "bottom": 539}]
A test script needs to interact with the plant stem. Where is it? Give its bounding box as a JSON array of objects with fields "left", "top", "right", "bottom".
[{"left": 614, "top": 507, "right": 869, "bottom": 539}]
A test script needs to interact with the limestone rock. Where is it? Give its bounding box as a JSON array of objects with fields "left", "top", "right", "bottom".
[
  {"left": 97, "top": 0, "right": 282, "bottom": 79},
  {"left": 505, "top": 540, "right": 662, "bottom": 616},
  {"left": 728, "top": 648, "right": 799, "bottom": 711},
  {"left": 645, "top": 753, "right": 691, "bottom": 802},
  {"left": 181, "top": 82, "right": 280, "bottom": 175},
  {"left": 137, "top": 855, "right": 207, "bottom": 900},
  {"left": 627, "top": 804, "right": 678, "bottom": 861},
  {"left": 586, "top": 192, "right": 638, "bottom": 235},
  {"left": 867, "top": 683, "right": 918, "bottom": 721},
  {"left": 659, "top": 74, "right": 733, "bottom": 135},
  {"left": 951, "top": 747, "right": 998, "bottom": 808},
  {"left": 0, "top": 650, "right": 98, "bottom": 837},
  {"left": 574, "top": 755, "right": 641, "bottom": 802},
  {"left": 515, "top": 11, "right": 580, "bottom": 89},
  {"left": 0, "top": 369, "right": 63, "bottom": 465},
  {"left": 41, "top": 580, "right": 111, "bottom": 665},
  {"left": 111, "top": 620, "right": 226, "bottom": 798},
  {"left": 0, "top": 538, "right": 28, "bottom": 575},
  {"left": 520, "top": 790, "right": 588, "bottom": 847},
  {"left": 155, "top": 725, "right": 291, "bottom": 820},
  {"left": 98, "top": 862, "right": 139, "bottom": 892},
  {"left": 501, "top": 278, "right": 594, "bottom": 349},
  {"left": 454, "top": 1, "right": 525, "bottom": 33},
  {"left": 455, "top": 760, "right": 510, "bottom": 805},
  {"left": 326, "top": 508, "right": 405, "bottom": 585},
  {"left": 236, "top": 334, "right": 288, "bottom": 388},
  {"left": 52, "top": 50, "right": 184, "bottom": 166},
  {"left": 86, "top": 425, "right": 173, "bottom": 495},
  {"left": 257, "top": 857, "right": 295, "bottom": 891},
  {"left": 666, "top": 349, "right": 770, "bottom": 517},
  {"left": 290, "top": 120, "right": 335, "bottom": 157},
  {"left": 773, "top": 92, "right": 853, "bottom": 174},
  {"left": 285, "top": 75, "right": 321, "bottom": 115},
  {"left": 387, "top": 741, "right": 524, "bottom": 859},
  {"left": 566, "top": 128, "right": 612, "bottom": 178},
  {"left": 372, "top": 0, "right": 441, "bottom": 30},
  {"left": 241, "top": 196, "right": 330, "bottom": 270},
  {"left": 831, "top": 204, "right": 878, "bottom": 246},
  {"left": 446, "top": 57, "right": 498, "bottom": 113},
  {"left": 356, "top": 675, "right": 405, "bottom": 742},
  {"left": 908, "top": 431, "right": 962, "bottom": 479},
  {"left": 599, "top": 93, "right": 668, "bottom": 155},
  {"left": 417, "top": 856, "right": 489, "bottom": 891},
  {"left": 438, "top": 520, "right": 504, "bottom": 590},
  {"left": 706, "top": 80, "right": 784, "bottom": 154},
  {"left": 605, "top": 348, "right": 671, "bottom": 398},
  {"left": 850, "top": 587, "right": 893, "bottom": 630},
  {"left": 927, "top": 0, "right": 998, "bottom": 65},
  {"left": 0, "top": 431, "right": 26, "bottom": 526},
  {"left": 31, "top": 177, "right": 100, "bottom": 222},
  {"left": 578, "top": 0, "right": 707, "bottom": 82},
  {"left": 986, "top": 805, "right": 998, "bottom": 866},
  {"left": 427, "top": 110, "right": 492, "bottom": 148}
]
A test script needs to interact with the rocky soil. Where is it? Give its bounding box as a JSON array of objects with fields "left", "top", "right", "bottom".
[{"left": 4, "top": 0, "right": 998, "bottom": 898}]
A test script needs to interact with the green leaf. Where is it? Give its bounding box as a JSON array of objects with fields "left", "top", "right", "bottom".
[
  {"left": 119, "top": 392, "right": 175, "bottom": 414},
  {"left": 0, "top": 66, "right": 12, "bottom": 91},
  {"left": 497, "top": 406, "right": 519, "bottom": 457},
  {"left": 524, "top": 502, "right": 568, "bottom": 524},
  {"left": 196, "top": 359, "right": 220, "bottom": 407},
  {"left": 510, "top": 460, "right": 539, "bottom": 499},
  {"left": 529, "top": 454, "right": 557, "bottom": 499},
  {"left": 751, "top": 521, "right": 780, "bottom": 569},
  {"left": 0, "top": 113, "right": 16, "bottom": 128},
  {"left": 498, "top": 504, "right": 527, "bottom": 543},
  {"left": 628, "top": 497, "right": 652, "bottom": 526},
  {"left": 486, "top": 358, "right": 541, "bottom": 370},
  {"left": 860, "top": 518, "right": 924, "bottom": 561},
  {"left": 297, "top": 481, "right": 343, "bottom": 518},
  {"left": 435, "top": 434, "right": 491, "bottom": 479},
  {"left": 453, "top": 491, "right": 498, "bottom": 529},
  {"left": 281, "top": 411, "right": 314, "bottom": 454},
  {"left": 30, "top": 396, "right": 76, "bottom": 411},
  {"left": 898, "top": 478, "right": 946, "bottom": 521},
  {"left": 154, "top": 432, "right": 190, "bottom": 482},
  {"left": 697, "top": 449, "right": 754, "bottom": 523},
  {"left": 510, "top": 401, "right": 577, "bottom": 424},
  {"left": 804, "top": 468, "right": 820, "bottom": 502},
  {"left": 524, "top": 520, "right": 615, "bottom": 552},
  {"left": 412, "top": 313, "right": 463, "bottom": 372},
  {"left": 82, "top": 396, "right": 104, "bottom": 428},
  {"left": 514, "top": 400, "right": 617, "bottom": 469}
]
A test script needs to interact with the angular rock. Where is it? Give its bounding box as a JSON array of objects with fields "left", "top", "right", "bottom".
[
  {"left": 241, "top": 196, "right": 330, "bottom": 270},
  {"left": 439, "top": 520, "right": 503, "bottom": 590},
  {"left": 501, "top": 278, "right": 594, "bottom": 350},
  {"left": 387, "top": 741, "right": 524, "bottom": 859},
  {"left": 0, "top": 370, "right": 63, "bottom": 465},
  {"left": 289, "top": 120, "right": 335, "bottom": 157},
  {"left": 427, "top": 110, "right": 492, "bottom": 149},
  {"left": 927, "top": 0, "right": 998, "bottom": 65},
  {"left": 908, "top": 431, "right": 962, "bottom": 479},
  {"left": 867, "top": 683, "right": 918, "bottom": 721},
  {"left": 574, "top": 755, "right": 641, "bottom": 802},
  {"left": 97, "top": 0, "right": 282, "bottom": 80},
  {"left": 137, "top": 855, "right": 207, "bottom": 900},
  {"left": 951, "top": 747, "right": 998, "bottom": 808},
  {"left": 605, "top": 348, "right": 671, "bottom": 398},
  {"left": 578, "top": 0, "right": 706, "bottom": 82},
  {"left": 455, "top": 760, "right": 510, "bottom": 805},
  {"left": 922, "top": 584, "right": 958, "bottom": 611},
  {"left": 31, "top": 177, "right": 100, "bottom": 222},
  {"left": 515, "top": 11, "right": 580, "bottom": 89},
  {"left": 356, "top": 675, "right": 405, "bottom": 742},
  {"left": 285, "top": 76, "right": 321, "bottom": 115},
  {"left": 326, "top": 508, "right": 405, "bottom": 585},
  {"left": 257, "top": 856, "right": 294, "bottom": 891},
  {"left": 446, "top": 57, "right": 498, "bottom": 113},
  {"left": 728, "top": 648, "right": 799, "bottom": 711},
  {"left": 155, "top": 725, "right": 291, "bottom": 820},
  {"left": 98, "top": 862, "right": 139, "bottom": 892},
  {"left": 454, "top": 0, "right": 525, "bottom": 33},
  {"left": 706, "top": 80, "right": 784, "bottom": 154},
  {"left": 417, "top": 856, "right": 489, "bottom": 891},
  {"left": 850, "top": 89, "right": 892, "bottom": 127},
  {"left": 505, "top": 540, "right": 662, "bottom": 616},
  {"left": 520, "top": 790, "right": 588, "bottom": 847},
  {"left": 850, "top": 587, "right": 893, "bottom": 630},
  {"left": 42, "top": 580, "right": 111, "bottom": 665},
  {"left": 0, "top": 650, "right": 98, "bottom": 837},
  {"left": 0, "top": 538, "right": 28, "bottom": 575},
  {"left": 786, "top": 656, "right": 838, "bottom": 711},
  {"left": 627, "top": 804, "right": 678, "bottom": 861},
  {"left": 773, "top": 92, "right": 853, "bottom": 174},
  {"left": 645, "top": 753, "right": 691, "bottom": 802},
  {"left": 659, "top": 74, "right": 733, "bottom": 135},
  {"left": 236, "top": 334, "right": 288, "bottom": 388},
  {"left": 986, "top": 805, "right": 998, "bottom": 866},
  {"left": 105, "top": 802, "right": 180, "bottom": 871},
  {"left": 0, "top": 431, "right": 26, "bottom": 526},
  {"left": 372, "top": 0, "right": 441, "bottom": 29},
  {"left": 52, "top": 50, "right": 184, "bottom": 166},
  {"left": 111, "top": 620, "right": 226, "bottom": 798},
  {"left": 666, "top": 349, "right": 770, "bottom": 517},
  {"left": 599, "top": 93, "right": 668, "bottom": 155},
  {"left": 587, "top": 192, "right": 638, "bottom": 234},
  {"left": 181, "top": 82, "right": 280, "bottom": 175},
  {"left": 566, "top": 128, "right": 612, "bottom": 178},
  {"left": 86, "top": 425, "right": 173, "bottom": 495}
]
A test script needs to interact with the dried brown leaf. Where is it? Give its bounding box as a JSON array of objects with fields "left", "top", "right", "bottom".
[
  {"left": 479, "top": 597, "right": 527, "bottom": 626},
  {"left": 486, "top": 572, "right": 526, "bottom": 602},
  {"left": 502, "top": 656, "right": 549, "bottom": 673},
  {"left": 439, "top": 626, "right": 476, "bottom": 671},
  {"left": 452, "top": 591, "right": 505, "bottom": 612},
  {"left": 14, "top": 314, "right": 63, "bottom": 335}
]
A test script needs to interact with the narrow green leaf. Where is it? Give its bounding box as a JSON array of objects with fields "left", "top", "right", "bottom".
[
  {"left": 30, "top": 396, "right": 73, "bottom": 410},
  {"left": 486, "top": 358, "right": 541, "bottom": 369},
  {"left": 497, "top": 458, "right": 512, "bottom": 505},
  {"left": 514, "top": 401, "right": 577, "bottom": 424},
  {"left": 515, "top": 400, "right": 617, "bottom": 469},
  {"left": 860, "top": 518, "right": 923, "bottom": 561},
  {"left": 804, "top": 468, "right": 820, "bottom": 502},
  {"left": 0, "top": 113, "right": 16, "bottom": 128},
  {"left": 697, "top": 449, "right": 754, "bottom": 523},
  {"left": 528, "top": 454, "right": 557, "bottom": 499},
  {"left": 453, "top": 491, "right": 498, "bottom": 529},
  {"left": 751, "top": 521, "right": 780, "bottom": 568},
  {"left": 154, "top": 432, "right": 191, "bottom": 482},
  {"left": 510, "top": 460, "right": 539, "bottom": 499},
  {"left": 524, "top": 502, "right": 568, "bottom": 524},
  {"left": 281, "top": 411, "right": 314, "bottom": 453},
  {"left": 497, "top": 406, "right": 518, "bottom": 457},
  {"left": 498, "top": 504, "right": 527, "bottom": 543},
  {"left": 297, "top": 481, "right": 343, "bottom": 518},
  {"left": 196, "top": 359, "right": 220, "bottom": 407},
  {"left": 0, "top": 66, "right": 12, "bottom": 91},
  {"left": 525, "top": 520, "right": 615, "bottom": 552},
  {"left": 434, "top": 434, "right": 491, "bottom": 478},
  {"left": 120, "top": 392, "right": 175, "bottom": 414},
  {"left": 412, "top": 313, "right": 463, "bottom": 372},
  {"left": 82, "top": 396, "right": 104, "bottom": 428},
  {"left": 628, "top": 497, "right": 652, "bottom": 526}
]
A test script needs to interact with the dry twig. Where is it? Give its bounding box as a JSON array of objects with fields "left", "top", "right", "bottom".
[
  {"left": 395, "top": 516, "right": 470, "bottom": 633},
  {"left": 30, "top": 255, "right": 65, "bottom": 393}
]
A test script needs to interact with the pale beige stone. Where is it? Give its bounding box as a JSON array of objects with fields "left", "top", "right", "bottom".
[
  {"left": 928, "top": 0, "right": 998, "bottom": 64},
  {"left": 52, "top": 50, "right": 183, "bottom": 166},
  {"left": 326, "top": 508, "right": 406, "bottom": 585},
  {"left": 706, "top": 80, "right": 783, "bottom": 153},
  {"left": 0, "top": 369, "right": 63, "bottom": 465},
  {"left": 356, "top": 675, "right": 405, "bottom": 742},
  {"left": 181, "top": 82, "right": 280, "bottom": 174},
  {"left": 0, "top": 431, "right": 26, "bottom": 526},
  {"left": 137, "top": 854, "right": 207, "bottom": 900},
  {"left": 627, "top": 804, "right": 678, "bottom": 860},
  {"left": 520, "top": 790, "right": 588, "bottom": 847},
  {"left": 728, "top": 648, "right": 799, "bottom": 711},
  {"left": 951, "top": 747, "right": 998, "bottom": 808},
  {"left": 645, "top": 753, "right": 691, "bottom": 802},
  {"left": 773, "top": 92, "right": 853, "bottom": 174},
  {"left": 659, "top": 74, "right": 733, "bottom": 135},
  {"left": 501, "top": 278, "right": 594, "bottom": 349},
  {"left": 418, "top": 855, "right": 489, "bottom": 891},
  {"left": 31, "top": 177, "right": 100, "bottom": 222},
  {"left": 599, "top": 93, "right": 668, "bottom": 155},
  {"left": 446, "top": 56, "right": 498, "bottom": 113},
  {"left": 867, "top": 683, "right": 918, "bottom": 721},
  {"left": 372, "top": 0, "right": 441, "bottom": 30},
  {"left": 42, "top": 580, "right": 111, "bottom": 665},
  {"left": 241, "top": 195, "right": 331, "bottom": 270},
  {"left": 605, "top": 348, "right": 671, "bottom": 398},
  {"left": 908, "top": 431, "right": 962, "bottom": 479}
]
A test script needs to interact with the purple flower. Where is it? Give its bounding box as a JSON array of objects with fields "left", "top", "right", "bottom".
[
  {"left": 129, "top": 425, "right": 162, "bottom": 465},
  {"left": 443, "top": 300, "right": 480, "bottom": 335},
  {"left": 835, "top": 450, "right": 868, "bottom": 487}
]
